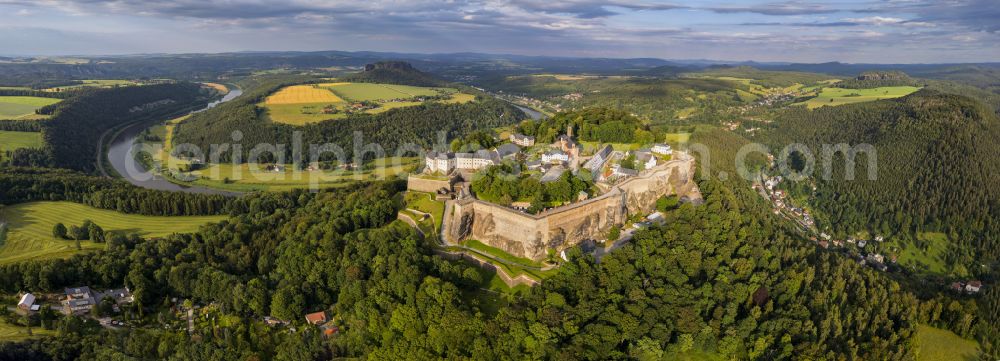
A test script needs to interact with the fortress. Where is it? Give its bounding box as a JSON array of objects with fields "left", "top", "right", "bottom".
[{"left": 442, "top": 155, "right": 700, "bottom": 260}]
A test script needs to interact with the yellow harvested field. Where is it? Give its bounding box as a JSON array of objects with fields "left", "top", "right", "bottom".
[
  {"left": 317, "top": 82, "right": 350, "bottom": 87},
  {"left": 264, "top": 85, "right": 344, "bottom": 105}
]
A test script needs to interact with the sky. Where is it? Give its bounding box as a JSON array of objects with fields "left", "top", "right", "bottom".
[{"left": 0, "top": 0, "right": 997, "bottom": 63}]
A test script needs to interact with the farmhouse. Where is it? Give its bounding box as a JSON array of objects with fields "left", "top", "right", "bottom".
[{"left": 305, "top": 311, "right": 328, "bottom": 325}]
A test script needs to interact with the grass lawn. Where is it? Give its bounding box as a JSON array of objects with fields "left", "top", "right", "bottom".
[
  {"left": 0, "top": 96, "right": 61, "bottom": 119},
  {"left": 405, "top": 192, "right": 444, "bottom": 231},
  {"left": 916, "top": 324, "right": 980, "bottom": 361},
  {"left": 0, "top": 131, "right": 43, "bottom": 152},
  {"left": 579, "top": 141, "right": 642, "bottom": 152},
  {"left": 0, "top": 319, "right": 56, "bottom": 342},
  {"left": 663, "top": 132, "right": 692, "bottom": 145},
  {"left": 460, "top": 240, "right": 560, "bottom": 281},
  {"left": 796, "top": 86, "right": 921, "bottom": 109},
  {"left": 0, "top": 201, "right": 228, "bottom": 265},
  {"left": 889, "top": 232, "right": 952, "bottom": 275}
]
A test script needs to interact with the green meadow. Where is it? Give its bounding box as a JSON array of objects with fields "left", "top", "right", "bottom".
[
  {"left": 797, "top": 86, "right": 921, "bottom": 109},
  {"left": 0, "top": 96, "right": 61, "bottom": 119},
  {"left": 0, "top": 131, "right": 43, "bottom": 152},
  {"left": 0, "top": 202, "right": 227, "bottom": 265},
  {"left": 916, "top": 324, "right": 980, "bottom": 361}
]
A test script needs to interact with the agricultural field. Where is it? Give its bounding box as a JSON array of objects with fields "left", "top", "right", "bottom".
[
  {"left": 0, "top": 96, "right": 61, "bottom": 119},
  {"left": 796, "top": 86, "right": 921, "bottom": 109},
  {"left": 264, "top": 85, "right": 344, "bottom": 105},
  {"left": 323, "top": 82, "right": 449, "bottom": 101},
  {"left": 915, "top": 324, "right": 980, "bottom": 361},
  {"left": 40, "top": 79, "right": 138, "bottom": 92},
  {"left": 0, "top": 202, "right": 228, "bottom": 265},
  {"left": 260, "top": 82, "right": 474, "bottom": 125},
  {"left": 0, "top": 131, "right": 43, "bottom": 152}
]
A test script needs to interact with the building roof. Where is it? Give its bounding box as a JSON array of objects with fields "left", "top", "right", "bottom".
[
  {"left": 615, "top": 167, "right": 638, "bottom": 176},
  {"left": 65, "top": 286, "right": 93, "bottom": 298},
  {"left": 305, "top": 311, "right": 328, "bottom": 324},
  {"left": 455, "top": 152, "right": 474, "bottom": 159},
  {"left": 540, "top": 166, "right": 567, "bottom": 183},
  {"left": 18, "top": 293, "right": 35, "bottom": 307},
  {"left": 584, "top": 145, "right": 613, "bottom": 171},
  {"left": 653, "top": 143, "right": 671, "bottom": 149},
  {"left": 496, "top": 143, "right": 520, "bottom": 158},
  {"left": 426, "top": 151, "right": 454, "bottom": 160},
  {"left": 511, "top": 133, "right": 535, "bottom": 141}
]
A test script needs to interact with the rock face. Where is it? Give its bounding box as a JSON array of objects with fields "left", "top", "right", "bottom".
[{"left": 447, "top": 158, "right": 698, "bottom": 260}]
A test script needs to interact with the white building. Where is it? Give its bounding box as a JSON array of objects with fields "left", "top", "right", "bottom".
[
  {"left": 633, "top": 150, "right": 657, "bottom": 170},
  {"left": 455, "top": 150, "right": 498, "bottom": 170},
  {"left": 542, "top": 150, "right": 569, "bottom": 163},
  {"left": 18, "top": 293, "right": 36, "bottom": 311},
  {"left": 652, "top": 143, "right": 673, "bottom": 155},
  {"left": 424, "top": 151, "right": 456, "bottom": 174}
]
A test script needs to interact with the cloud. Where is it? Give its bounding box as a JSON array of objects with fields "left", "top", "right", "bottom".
[
  {"left": 0, "top": 0, "right": 996, "bottom": 62},
  {"left": 703, "top": 1, "right": 841, "bottom": 16}
]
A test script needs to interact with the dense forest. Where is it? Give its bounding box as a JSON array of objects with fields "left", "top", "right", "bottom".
[
  {"left": 471, "top": 164, "right": 592, "bottom": 212},
  {"left": 760, "top": 90, "right": 1000, "bottom": 267},
  {"left": 42, "top": 83, "right": 211, "bottom": 172},
  {"left": 173, "top": 76, "right": 525, "bottom": 163},
  {"left": 0, "top": 174, "right": 994, "bottom": 359},
  {"left": 516, "top": 107, "right": 654, "bottom": 144}
]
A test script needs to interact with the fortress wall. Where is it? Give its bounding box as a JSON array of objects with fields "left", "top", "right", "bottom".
[
  {"left": 449, "top": 158, "right": 698, "bottom": 261},
  {"left": 407, "top": 175, "right": 455, "bottom": 193}
]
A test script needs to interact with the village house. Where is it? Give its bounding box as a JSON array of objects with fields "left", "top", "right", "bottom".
[
  {"left": 62, "top": 286, "right": 98, "bottom": 315},
  {"left": 510, "top": 133, "right": 535, "bottom": 147},
  {"left": 965, "top": 281, "right": 982, "bottom": 293},
  {"left": 305, "top": 311, "right": 328, "bottom": 325}
]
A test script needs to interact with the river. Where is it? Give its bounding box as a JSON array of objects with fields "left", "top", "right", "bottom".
[
  {"left": 512, "top": 104, "right": 545, "bottom": 120},
  {"left": 105, "top": 88, "right": 243, "bottom": 196}
]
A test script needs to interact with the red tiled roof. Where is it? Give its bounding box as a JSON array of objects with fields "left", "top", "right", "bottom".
[{"left": 305, "top": 311, "right": 327, "bottom": 325}]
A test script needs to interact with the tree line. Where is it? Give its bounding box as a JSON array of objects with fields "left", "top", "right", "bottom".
[{"left": 0, "top": 167, "right": 232, "bottom": 216}]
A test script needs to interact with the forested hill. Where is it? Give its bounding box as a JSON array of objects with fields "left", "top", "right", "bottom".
[
  {"left": 173, "top": 76, "right": 526, "bottom": 163},
  {"left": 42, "top": 83, "right": 210, "bottom": 172},
  {"left": 339, "top": 61, "right": 446, "bottom": 87},
  {"left": 761, "top": 90, "right": 1000, "bottom": 262}
]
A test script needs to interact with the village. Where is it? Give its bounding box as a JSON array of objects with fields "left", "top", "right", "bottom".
[{"left": 754, "top": 169, "right": 984, "bottom": 296}]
